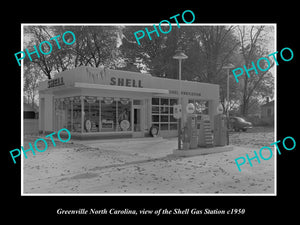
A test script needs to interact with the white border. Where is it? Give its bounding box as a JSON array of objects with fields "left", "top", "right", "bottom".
[
  {"left": 21, "top": 23, "right": 277, "bottom": 196},
  {"left": 21, "top": 24, "right": 24, "bottom": 195},
  {"left": 274, "top": 25, "right": 277, "bottom": 196}
]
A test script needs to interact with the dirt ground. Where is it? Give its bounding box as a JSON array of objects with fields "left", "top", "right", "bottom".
[
  {"left": 22, "top": 126, "right": 275, "bottom": 195},
  {"left": 229, "top": 126, "right": 274, "bottom": 148}
]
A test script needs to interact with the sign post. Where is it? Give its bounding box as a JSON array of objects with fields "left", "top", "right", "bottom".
[{"left": 173, "top": 48, "right": 188, "bottom": 150}]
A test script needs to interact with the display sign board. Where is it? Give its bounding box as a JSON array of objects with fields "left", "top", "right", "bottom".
[
  {"left": 173, "top": 104, "right": 182, "bottom": 119},
  {"left": 217, "top": 103, "right": 224, "bottom": 114},
  {"left": 186, "top": 103, "right": 195, "bottom": 114},
  {"left": 120, "top": 120, "right": 130, "bottom": 131},
  {"left": 195, "top": 102, "right": 206, "bottom": 113},
  {"left": 102, "top": 119, "right": 114, "bottom": 129},
  {"left": 85, "top": 119, "right": 92, "bottom": 132}
]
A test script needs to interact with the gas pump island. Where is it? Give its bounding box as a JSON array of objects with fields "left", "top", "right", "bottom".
[{"left": 177, "top": 103, "right": 228, "bottom": 150}]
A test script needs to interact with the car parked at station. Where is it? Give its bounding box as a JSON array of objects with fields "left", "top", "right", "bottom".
[{"left": 229, "top": 116, "right": 252, "bottom": 132}]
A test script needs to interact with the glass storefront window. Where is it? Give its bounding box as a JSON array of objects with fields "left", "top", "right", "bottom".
[
  {"left": 72, "top": 97, "right": 82, "bottom": 132},
  {"left": 170, "top": 99, "right": 178, "bottom": 105},
  {"left": 101, "top": 98, "right": 116, "bottom": 132},
  {"left": 161, "top": 98, "right": 169, "bottom": 105},
  {"left": 152, "top": 98, "right": 159, "bottom": 105},
  {"left": 64, "top": 98, "right": 72, "bottom": 131},
  {"left": 151, "top": 97, "right": 178, "bottom": 131},
  {"left": 160, "top": 105, "right": 169, "bottom": 114},
  {"left": 84, "top": 97, "right": 99, "bottom": 132},
  {"left": 160, "top": 115, "right": 169, "bottom": 122},
  {"left": 152, "top": 106, "right": 159, "bottom": 114},
  {"left": 118, "top": 98, "right": 131, "bottom": 131},
  {"left": 54, "top": 96, "right": 133, "bottom": 133},
  {"left": 152, "top": 115, "right": 159, "bottom": 122},
  {"left": 100, "top": 98, "right": 132, "bottom": 132},
  {"left": 55, "top": 96, "right": 81, "bottom": 132},
  {"left": 54, "top": 98, "right": 65, "bottom": 131},
  {"left": 160, "top": 124, "right": 169, "bottom": 130},
  {"left": 170, "top": 123, "right": 177, "bottom": 130}
]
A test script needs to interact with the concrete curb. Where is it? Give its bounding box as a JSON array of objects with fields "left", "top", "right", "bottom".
[
  {"left": 172, "top": 145, "right": 234, "bottom": 157},
  {"left": 71, "top": 136, "right": 163, "bottom": 144}
]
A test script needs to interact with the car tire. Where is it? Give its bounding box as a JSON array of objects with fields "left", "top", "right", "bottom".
[{"left": 149, "top": 126, "right": 159, "bottom": 137}]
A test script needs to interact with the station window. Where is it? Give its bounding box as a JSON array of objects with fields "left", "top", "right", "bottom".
[
  {"left": 117, "top": 98, "right": 131, "bottom": 131},
  {"left": 84, "top": 97, "right": 99, "bottom": 132},
  {"left": 54, "top": 96, "right": 81, "bottom": 133},
  {"left": 101, "top": 98, "right": 117, "bottom": 132},
  {"left": 151, "top": 97, "right": 178, "bottom": 131},
  {"left": 54, "top": 98, "right": 67, "bottom": 131},
  {"left": 72, "top": 97, "right": 82, "bottom": 132},
  {"left": 101, "top": 98, "right": 132, "bottom": 132},
  {"left": 54, "top": 96, "right": 132, "bottom": 133}
]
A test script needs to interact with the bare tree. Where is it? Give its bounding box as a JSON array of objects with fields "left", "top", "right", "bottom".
[
  {"left": 23, "top": 25, "right": 121, "bottom": 80},
  {"left": 24, "top": 64, "right": 42, "bottom": 107},
  {"left": 24, "top": 26, "right": 55, "bottom": 79},
  {"left": 236, "top": 25, "right": 275, "bottom": 116}
]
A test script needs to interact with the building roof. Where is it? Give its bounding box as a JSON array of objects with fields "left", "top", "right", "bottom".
[
  {"left": 38, "top": 66, "right": 220, "bottom": 100},
  {"left": 261, "top": 100, "right": 274, "bottom": 108}
]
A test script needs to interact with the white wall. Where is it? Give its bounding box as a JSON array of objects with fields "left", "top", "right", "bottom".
[{"left": 39, "top": 93, "right": 54, "bottom": 133}]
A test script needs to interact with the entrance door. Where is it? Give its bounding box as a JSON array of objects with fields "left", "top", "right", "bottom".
[{"left": 132, "top": 101, "right": 144, "bottom": 138}]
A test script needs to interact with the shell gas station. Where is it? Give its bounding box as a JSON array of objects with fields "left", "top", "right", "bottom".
[{"left": 38, "top": 66, "right": 228, "bottom": 149}]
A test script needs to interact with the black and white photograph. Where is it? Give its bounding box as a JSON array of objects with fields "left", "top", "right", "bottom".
[{"left": 21, "top": 24, "right": 276, "bottom": 195}]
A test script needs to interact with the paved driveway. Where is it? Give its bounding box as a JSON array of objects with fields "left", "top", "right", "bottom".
[{"left": 23, "top": 131, "right": 275, "bottom": 195}]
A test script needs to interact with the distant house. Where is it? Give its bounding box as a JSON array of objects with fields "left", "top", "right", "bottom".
[
  {"left": 24, "top": 103, "right": 39, "bottom": 135},
  {"left": 260, "top": 99, "right": 274, "bottom": 125},
  {"left": 24, "top": 103, "right": 38, "bottom": 119}
]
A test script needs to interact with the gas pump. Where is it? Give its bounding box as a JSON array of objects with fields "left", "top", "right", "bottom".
[
  {"left": 213, "top": 114, "right": 228, "bottom": 146},
  {"left": 186, "top": 114, "right": 198, "bottom": 149},
  {"left": 197, "top": 114, "right": 214, "bottom": 147},
  {"left": 181, "top": 103, "right": 198, "bottom": 150}
]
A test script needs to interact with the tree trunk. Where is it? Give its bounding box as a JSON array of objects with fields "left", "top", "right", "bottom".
[{"left": 240, "top": 102, "right": 248, "bottom": 116}]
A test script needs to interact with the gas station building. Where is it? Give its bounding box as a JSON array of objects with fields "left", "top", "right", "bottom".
[{"left": 38, "top": 66, "right": 220, "bottom": 140}]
